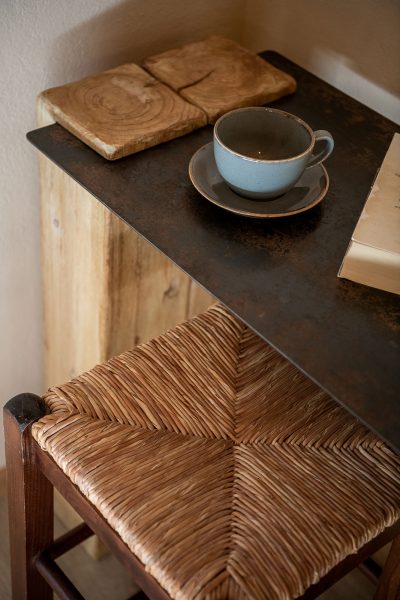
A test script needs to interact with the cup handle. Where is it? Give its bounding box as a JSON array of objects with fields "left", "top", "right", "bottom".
[{"left": 306, "top": 130, "right": 334, "bottom": 169}]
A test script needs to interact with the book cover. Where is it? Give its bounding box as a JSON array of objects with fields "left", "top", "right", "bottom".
[{"left": 339, "top": 132, "right": 400, "bottom": 295}]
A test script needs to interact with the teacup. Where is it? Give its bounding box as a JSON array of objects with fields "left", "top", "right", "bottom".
[{"left": 213, "top": 107, "right": 334, "bottom": 199}]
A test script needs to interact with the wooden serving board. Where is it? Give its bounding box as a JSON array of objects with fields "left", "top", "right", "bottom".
[
  {"left": 40, "top": 63, "right": 206, "bottom": 160},
  {"left": 40, "top": 37, "right": 296, "bottom": 159},
  {"left": 143, "top": 36, "right": 297, "bottom": 123}
]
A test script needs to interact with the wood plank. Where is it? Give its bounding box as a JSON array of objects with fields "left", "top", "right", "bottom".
[
  {"left": 3, "top": 395, "right": 53, "bottom": 599},
  {"left": 103, "top": 215, "right": 140, "bottom": 357},
  {"left": 37, "top": 96, "right": 212, "bottom": 387},
  {"left": 39, "top": 151, "right": 111, "bottom": 386},
  {"left": 40, "top": 64, "right": 206, "bottom": 160},
  {"left": 132, "top": 236, "right": 191, "bottom": 345},
  {"left": 144, "top": 36, "right": 296, "bottom": 122},
  {"left": 38, "top": 143, "right": 212, "bottom": 385},
  {"left": 37, "top": 98, "right": 208, "bottom": 388}
]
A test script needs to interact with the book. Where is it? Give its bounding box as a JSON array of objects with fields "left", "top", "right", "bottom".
[{"left": 338, "top": 132, "right": 400, "bottom": 295}]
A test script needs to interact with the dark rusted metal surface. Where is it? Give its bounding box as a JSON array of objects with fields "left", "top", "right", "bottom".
[{"left": 27, "top": 52, "right": 400, "bottom": 452}]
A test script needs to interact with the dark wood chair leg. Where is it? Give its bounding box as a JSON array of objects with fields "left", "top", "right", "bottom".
[
  {"left": 375, "top": 534, "right": 400, "bottom": 600},
  {"left": 4, "top": 393, "right": 53, "bottom": 599}
]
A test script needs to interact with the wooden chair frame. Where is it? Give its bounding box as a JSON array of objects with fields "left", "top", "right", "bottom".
[{"left": 4, "top": 394, "right": 400, "bottom": 600}]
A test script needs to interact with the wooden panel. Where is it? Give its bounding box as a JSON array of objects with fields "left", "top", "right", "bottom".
[
  {"left": 37, "top": 95, "right": 213, "bottom": 556},
  {"left": 144, "top": 36, "right": 296, "bottom": 122},
  {"left": 37, "top": 97, "right": 213, "bottom": 390},
  {"left": 187, "top": 280, "right": 215, "bottom": 319},
  {"left": 40, "top": 64, "right": 206, "bottom": 160},
  {"left": 101, "top": 214, "right": 214, "bottom": 352},
  {"left": 39, "top": 152, "right": 109, "bottom": 386},
  {"left": 131, "top": 236, "right": 192, "bottom": 345},
  {"left": 103, "top": 215, "right": 140, "bottom": 357}
]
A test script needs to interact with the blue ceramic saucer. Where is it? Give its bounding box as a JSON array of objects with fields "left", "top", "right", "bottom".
[{"left": 189, "top": 142, "right": 329, "bottom": 218}]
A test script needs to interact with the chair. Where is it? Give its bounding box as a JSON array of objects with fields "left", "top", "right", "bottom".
[{"left": 4, "top": 304, "right": 400, "bottom": 599}]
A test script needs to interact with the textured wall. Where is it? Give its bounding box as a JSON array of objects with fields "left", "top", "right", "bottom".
[
  {"left": 0, "top": 0, "right": 243, "bottom": 467},
  {"left": 243, "top": 0, "right": 400, "bottom": 124}
]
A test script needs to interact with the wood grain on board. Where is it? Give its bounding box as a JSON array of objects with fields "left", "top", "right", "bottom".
[
  {"left": 39, "top": 63, "right": 206, "bottom": 160},
  {"left": 144, "top": 36, "right": 297, "bottom": 122}
]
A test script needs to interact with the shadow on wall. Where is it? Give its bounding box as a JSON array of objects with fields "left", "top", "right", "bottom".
[
  {"left": 48, "top": 0, "right": 244, "bottom": 85},
  {"left": 242, "top": 0, "right": 400, "bottom": 123}
]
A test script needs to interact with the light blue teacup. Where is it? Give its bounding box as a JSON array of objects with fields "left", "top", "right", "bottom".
[{"left": 213, "top": 107, "right": 334, "bottom": 199}]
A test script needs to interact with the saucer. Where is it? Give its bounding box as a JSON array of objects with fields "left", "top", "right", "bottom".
[{"left": 189, "top": 142, "right": 329, "bottom": 218}]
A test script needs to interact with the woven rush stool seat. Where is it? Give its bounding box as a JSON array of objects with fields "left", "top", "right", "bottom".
[{"left": 31, "top": 304, "right": 400, "bottom": 599}]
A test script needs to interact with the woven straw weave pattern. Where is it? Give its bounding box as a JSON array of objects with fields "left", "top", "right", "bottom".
[{"left": 32, "top": 304, "right": 400, "bottom": 600}]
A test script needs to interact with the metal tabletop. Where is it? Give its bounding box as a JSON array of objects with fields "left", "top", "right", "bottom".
[{"left": 27, "top": 52, "right": 400, "bottom": 452}]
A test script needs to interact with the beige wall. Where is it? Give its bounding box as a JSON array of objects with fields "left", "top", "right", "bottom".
[
  {"left": 0, "top": 0, "right": 243, "bottom": 468},
  {"left": 242, "top": 0, "right": 400, "bottom": 124}
]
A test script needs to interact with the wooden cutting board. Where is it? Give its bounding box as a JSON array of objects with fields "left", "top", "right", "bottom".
[
  {"left": 143, "top": 36, "right": 297, "bottom": 123},
  {"left": 39, "top": 63, "right": 207, "bottom": 160},
  {"left": 40, "top": 37, "right": 296, "bottom": 159}
]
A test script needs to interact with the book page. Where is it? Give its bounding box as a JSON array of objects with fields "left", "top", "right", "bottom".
[
  {"left": 341, "top": 240, "right": 400, "bottom": 294},
  {"left": 352, "top": 133, "right": 400, "bottom": 255}
]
